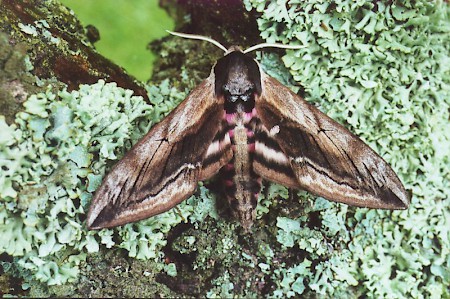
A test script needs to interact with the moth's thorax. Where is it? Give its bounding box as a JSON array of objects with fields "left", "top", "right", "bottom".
[
  {"left": 214, "top": 50, "right": 261, "bottom": 112},
  {"left": 223, "top": 64, "right": 254, "bottom": 102}
]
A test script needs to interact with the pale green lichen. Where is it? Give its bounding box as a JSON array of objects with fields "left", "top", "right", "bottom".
[
  {"left": 243, "top": 0, "right": 450, "bottom": 297},
  {"left": 206, "top": 270, "right": 236, "bottom": 298},
  {"left": 19, "top": 20, "right": 61, "bottom": 46}
]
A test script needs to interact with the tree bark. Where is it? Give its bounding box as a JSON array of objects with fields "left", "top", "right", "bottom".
[{"left": 0, "top": 0, "right": 148, "bottom": 123}]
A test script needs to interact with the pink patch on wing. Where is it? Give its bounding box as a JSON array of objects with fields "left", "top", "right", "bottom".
[
  {"left": 248, "top": 143, "right": 255, "bottom": 152},
  {"left": 244, "top": 113, "right": 253, "bottom": 123},
  {"left": 226, "top": 113, "right": 235, "bottom": 124}
]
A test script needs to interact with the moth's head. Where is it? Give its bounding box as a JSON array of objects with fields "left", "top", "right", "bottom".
[{"left": 166, "top": 30, "right": 306, "bottom": 105}]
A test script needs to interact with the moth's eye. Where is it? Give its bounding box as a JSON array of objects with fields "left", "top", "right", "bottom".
[
  {"left": 240, "top": 90, "right": 254, "bottom": 102},
  {"left": 230, "top": 95, "right": 239, "bottom": 102}
]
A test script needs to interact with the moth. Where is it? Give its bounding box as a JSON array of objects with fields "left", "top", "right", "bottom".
[{"left": 87, "top": 31, "right": 409, "bottom": 231}]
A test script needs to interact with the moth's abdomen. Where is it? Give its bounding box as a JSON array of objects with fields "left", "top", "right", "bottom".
[{"left": 221, "top": 106, "right": 261, "bottom": 230}]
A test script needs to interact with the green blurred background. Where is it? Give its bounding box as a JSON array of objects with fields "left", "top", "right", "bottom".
[{"left": 59, "top": 0, "right": 174, "bottom": 81}]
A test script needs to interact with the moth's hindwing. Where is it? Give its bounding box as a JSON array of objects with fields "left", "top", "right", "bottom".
[
  {"left": 254, "top": 73, "right": 409, "bottom": 209},
  {"left": 87, "top": 75, "right": 232, "bottom": 229}
]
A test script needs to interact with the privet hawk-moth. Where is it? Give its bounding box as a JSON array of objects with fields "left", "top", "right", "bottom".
[{"left": 87, "top": 32, "right": 409, "bottom": 231}]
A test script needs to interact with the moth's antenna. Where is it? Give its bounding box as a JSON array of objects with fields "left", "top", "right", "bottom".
[
  {"left": 243, "top": 43, "right": 307, "bottom": 54},
  {"left": 167, "top": 30, "right": 227, "bottom": 53}
]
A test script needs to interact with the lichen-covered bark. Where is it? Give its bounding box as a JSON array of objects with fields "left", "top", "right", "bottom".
[{"left": 0, "top": 32, "right": 40, "bottom": 123}]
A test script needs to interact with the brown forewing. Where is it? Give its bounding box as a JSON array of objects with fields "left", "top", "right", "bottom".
[
  {"left": 254, "top": 73, "right": 409, "bottom": 209},
  {"left": 87, "top": 75, "right": 228, "bottom": 229}
]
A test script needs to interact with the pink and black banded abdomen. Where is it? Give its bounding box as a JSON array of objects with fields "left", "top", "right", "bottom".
[{"left": 219, "top": 106, "right": 262, "bottom": 230}]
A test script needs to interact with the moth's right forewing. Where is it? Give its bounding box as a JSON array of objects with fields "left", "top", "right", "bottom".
[
  {"left": 87, "top": 76, "right": 225, "bottom": 229},
  {"left": 256, "top": 74, "right": 409, "bottom": 210}
]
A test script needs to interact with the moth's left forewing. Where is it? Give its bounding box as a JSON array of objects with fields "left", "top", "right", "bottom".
[
  {"left": 87, "top": 76, "right": 230, "bottom": 229},
  {"left": 255, "top": 72, "right": 409, "bottom": 209}
]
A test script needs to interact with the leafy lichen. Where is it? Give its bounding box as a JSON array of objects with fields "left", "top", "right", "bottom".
[{"left": 0, "top": 79, "right": 190, "bottom": 293}]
